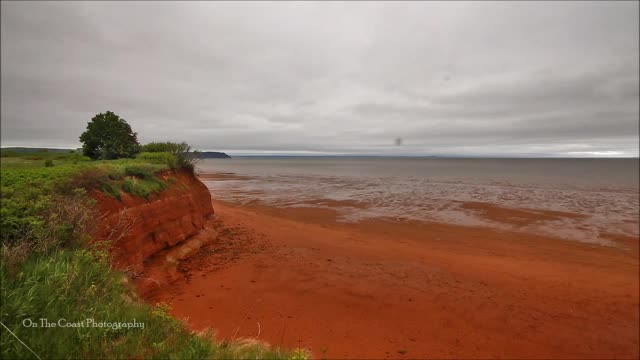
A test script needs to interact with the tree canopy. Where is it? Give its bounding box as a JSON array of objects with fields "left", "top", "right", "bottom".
[{"left": 79, "top": 111, "right": 140, "bottom": 160}]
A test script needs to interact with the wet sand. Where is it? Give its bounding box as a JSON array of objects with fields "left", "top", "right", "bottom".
[{"left": 146, "top": 199, "right": 639, "bottom": 359}]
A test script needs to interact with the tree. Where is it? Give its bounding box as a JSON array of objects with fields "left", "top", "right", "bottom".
[{"left": 79, "top": 111, "right": 140, "bottom": 160}]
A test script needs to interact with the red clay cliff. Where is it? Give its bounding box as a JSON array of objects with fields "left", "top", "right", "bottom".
[{"left": 92, "top": 169, "right": 214, "bottom": 273}]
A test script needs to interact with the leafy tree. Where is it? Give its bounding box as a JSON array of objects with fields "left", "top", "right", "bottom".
[{"left": 79, "top": 111, "right": 140, "bottom": 160}]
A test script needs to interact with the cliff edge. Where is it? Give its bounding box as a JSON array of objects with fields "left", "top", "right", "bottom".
[{"left": 92, "top": 169, "right": 214, "bottom": 275}]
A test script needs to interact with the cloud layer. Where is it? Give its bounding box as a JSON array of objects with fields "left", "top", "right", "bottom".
[{"left": 1, "top": 1, "right": 638, "bottom": 156}]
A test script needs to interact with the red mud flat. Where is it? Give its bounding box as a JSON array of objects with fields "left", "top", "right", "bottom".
[{"left": 145, "top": 200, "right": 639, "bottom": 359}]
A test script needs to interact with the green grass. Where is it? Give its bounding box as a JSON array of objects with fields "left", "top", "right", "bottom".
[
  {"left": 0, "top": 149, "right": 84, "bottom": 161},
  {"left": 101, "top": 182, "right": 122, "bottom": 200},
  {"left": 0, "top": 157, "right": 168, "bottom": 248},
  {"left": 0, "top": 248, "right": 293, "bottom": 359},
  {"left": 121, "top": 177, "right": 167, "bottom": 199},
  {"left": 0, "top": 154, "right": 304, "bottom": 359},
  {"left": 136, "top": 152, "right": 178, "bottom": 169}
]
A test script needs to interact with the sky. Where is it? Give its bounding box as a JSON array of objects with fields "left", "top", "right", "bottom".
[{"left": 1, "top": 1, "right": 638, "bottom": 157}]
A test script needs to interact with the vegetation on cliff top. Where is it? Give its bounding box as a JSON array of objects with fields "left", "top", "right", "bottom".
[{"left": 1, "top": 112, "right": 301, "bottom": 359}]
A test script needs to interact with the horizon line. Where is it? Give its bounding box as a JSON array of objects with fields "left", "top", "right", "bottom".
[{"left": 1, "top": 146, "right": 638, "bottom": 159}]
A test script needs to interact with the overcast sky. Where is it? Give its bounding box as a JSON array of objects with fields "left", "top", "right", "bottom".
[{"left": 1, "top": 1, "right": 638, "bottom": 157}]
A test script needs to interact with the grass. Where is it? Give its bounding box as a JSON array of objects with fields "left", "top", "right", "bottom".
[
  {"left": 121, "top": 177, "right": 167, "bottom": 199},
  {"left": 101, "top": 182, "right": 122, "bottom": 200},
  {"left": 0, "top": 149, "right": 85, "bottom": 161},
  {"left": 1, "top": 157, "right": 168, "bottom": 248},
  {"left": 0, "top": 248, "right": 293, "bottom": 359},
  {"left": 0, "top": 154, "right": 303, "bottom": 359},
  {"left": 136, "top": 151, "right": 178, "bottom": 169}
]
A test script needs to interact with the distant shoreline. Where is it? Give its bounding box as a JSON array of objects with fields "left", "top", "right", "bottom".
[
  {"left": 2, "top": 147, "right": 637, "bottom": 159},
  {"left": 0, "top": 147, "right": 232, "bottom": 159}
]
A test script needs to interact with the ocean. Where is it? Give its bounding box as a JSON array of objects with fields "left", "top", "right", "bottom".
[{"left": 198, "top": 157, "right": 639, "bottom": 246}]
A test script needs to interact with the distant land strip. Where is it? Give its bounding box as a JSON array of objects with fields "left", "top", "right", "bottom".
[{"left": 0, "top": 147, "right": 231, "bottom": 158}]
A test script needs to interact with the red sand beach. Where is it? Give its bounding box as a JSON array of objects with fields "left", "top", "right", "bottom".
[{"left": 142, "top": 195, "right": 639, "bottom": 359}]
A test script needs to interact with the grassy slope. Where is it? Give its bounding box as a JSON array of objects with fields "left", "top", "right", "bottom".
[{"left": 0, "top": 154, "right": 302, "bottom": 359}]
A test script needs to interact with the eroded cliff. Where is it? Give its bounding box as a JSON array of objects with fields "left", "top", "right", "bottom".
[{"left": 93, "top": 169, "right": 214, "bottom": 275}]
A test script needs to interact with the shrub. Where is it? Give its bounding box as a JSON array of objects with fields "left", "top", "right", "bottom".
[
  {"left": 44, "top": 159, "right": 54, "bottom": 167},
  {"left": 65, "top": 167, "right": 111, "bottom": 192},
  {"left": 140, "top": 142, "right": 188, "bottom": 154},
  {"left": 140, "top": 141, "right": 199, "bottom": 173},
  {"left": 39, "top": 189, "right": 97, "bottom": 251},
  {"left": 136, "top": 152, "right": 177, "bottom": 169},
  {"left": 69, "top": 153, "right": 90, "bottom": 164}
]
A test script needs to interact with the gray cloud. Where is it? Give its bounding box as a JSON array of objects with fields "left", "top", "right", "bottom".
[{"left": 1, "top": 1, "right": 638, "bottom": 156}]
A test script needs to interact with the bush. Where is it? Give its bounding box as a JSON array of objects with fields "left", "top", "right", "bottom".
[
  {"left": 140, "top": 142, "right": 188, "bottom": 154},
  {"left": 65, "top": 167, "right": 111, "bottom": 192},
  {"left": 140, "top": 141, "right": 199, "bottom": 173},
  {"left": 44, "top": 159, "right": 54, "bottom": 167},
  {"left": 40, "top": 189, "right": 97, "bottom": 251},
  {"left": 69, "top": 153, "right": 90, "bottom": 164},
  {"left": 136, "top": 152, "right": 177, "bottom": 169}
]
